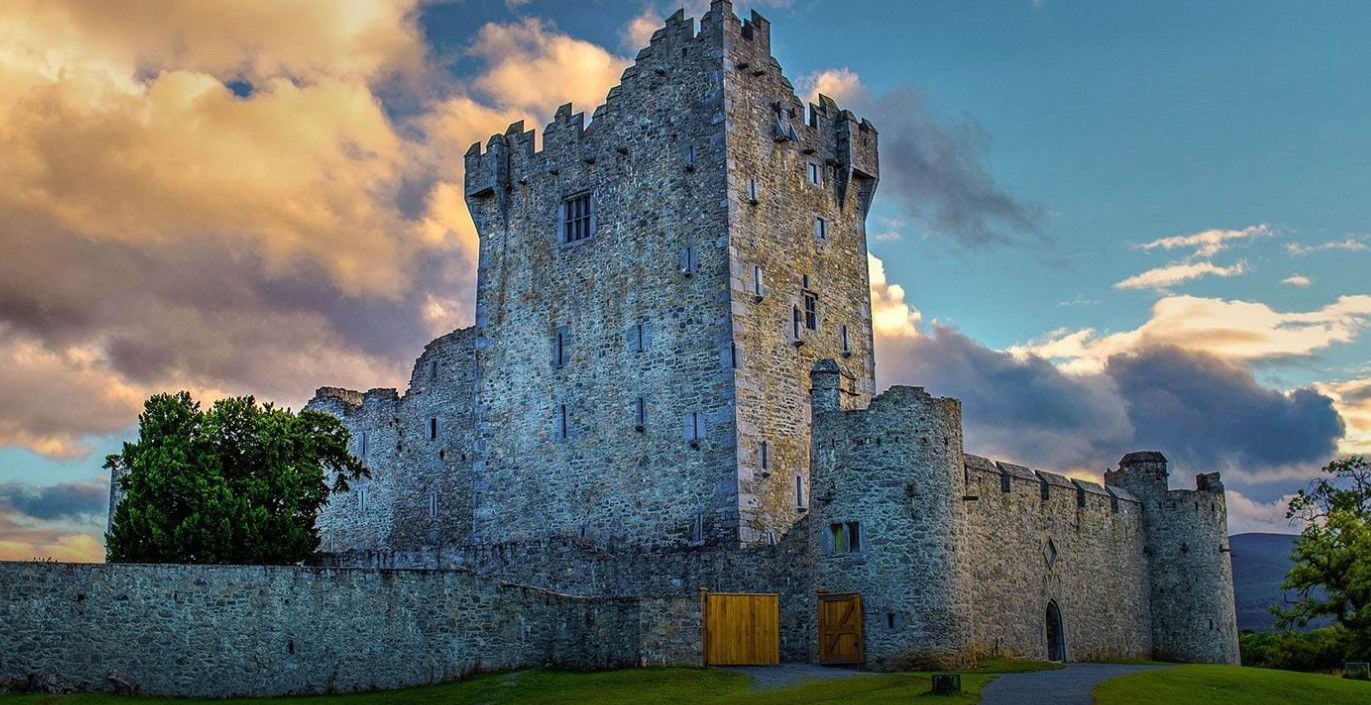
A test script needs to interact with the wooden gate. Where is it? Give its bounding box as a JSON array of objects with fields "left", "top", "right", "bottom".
[
  {"left": 701, "top": 590, "right": 780, "bottom": 665},
  {"left": 818, "top": 592, "right": 864, "bottom": 664}
]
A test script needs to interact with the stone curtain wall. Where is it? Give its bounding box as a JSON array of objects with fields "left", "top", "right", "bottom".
[
  {"left": 0, "top": 562, "right": 699, "bottom": 697},
  {"left": 313, "top": 528, "right": 817, "bottom": 662},
  {"left": 309, "top": 327, "right": 479, "bottom": 553},
  {"left": 962, "top": 456, "right": 1153, "bottom": 662}
]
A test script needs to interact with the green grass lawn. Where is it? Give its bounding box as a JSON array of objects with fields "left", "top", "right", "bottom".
[
  {"left": 0, "top": 667, "right": 998, "bottom": 705},
  {"left": 1093, "top": 664, "right": 1371, "bottom": 705}
]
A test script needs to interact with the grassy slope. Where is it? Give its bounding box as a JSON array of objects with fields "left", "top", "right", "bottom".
[
  {"left": 0, "top": 668, "right": 1002, "bottom": 705},
  {"left": 1093, "top": 664, "right": 1371, "bottom": 705}
]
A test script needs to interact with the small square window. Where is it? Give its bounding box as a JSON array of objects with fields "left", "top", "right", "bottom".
[
  {"left": 806, "top": 161, "right": 823, "bottom": 186},
  {"left": 830, "top": 521, "right": 860, "bottom": 553},
  {"left": 562, "top": 192, "right": 593, "bottom": 243}
]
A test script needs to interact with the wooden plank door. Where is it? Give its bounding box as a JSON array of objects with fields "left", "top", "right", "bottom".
[
  {"left": 702, "top": 591, "right": 780, "bottom": 665},
  {"left": 818, "top": 592, "right": 864, "bottom": 664}
]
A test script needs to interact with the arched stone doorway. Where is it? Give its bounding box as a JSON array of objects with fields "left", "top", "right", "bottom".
[{"left": 1045, "top": 600, "right": 1066, "bottom": 662}]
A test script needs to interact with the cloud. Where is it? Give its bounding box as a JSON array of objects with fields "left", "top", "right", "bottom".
[
  {"left": 622, "top": 7, "right": 662, "bottom": 50},
  {"left": 1115, "top": 224, "right": 1266, "bottom": 291},
  {"left": 867, "top": 253, "right": 923, "bottom": 339},
  {"left": 468, "top": 18, "right": 629, "bottom": 121},
  {"left": 1314, "top": 377, "right": 1371, "bottom": 454},
  {"left": 869, "top": 254, "right": 1345, "bottom": 481},
  {"left": 1286, "top": 236, "right": 1368, "bottom": 256},
  {"left": 0, "top": 5, "right": 626, "bottom": 459},
  {"left": 1016, "top": 294, "right": 1371, "bottom": 373},
  {"left": 1140, "top": 224, "right": 1269, "bottom": 258},
  {"left": 799, "top": 69, "right": 1041, "bottom": 246},
  {"left": 1282, "top": 274, "right": 1312, "bottom": 287},
  {"left": 0, "top": 515, "right": 105, "bottom": 563},
  {"left": 1226, "top": 490, "right": 1303, "bottom": 534},
  {"left": 1114, "top": 260, "right": 1248, "bottom": 290},
  {"left": 0, "top": 480, "right": 107, "bottom": 522}
]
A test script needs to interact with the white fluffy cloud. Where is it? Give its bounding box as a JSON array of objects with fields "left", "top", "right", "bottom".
[
  {"left": 1016, "top": 294, "right": 1371, "bottom": 374},
  {"left": 1115, "top": 225, "right": 1266, "bottom": 291},
  {"left": 1282, "top": 274, "right": 1312, "bottom": 287},
  {"left": 1226, "top": 490, "right": 1303, "bottom": 535},
  {"left": 1286, "top": 236, "right": 1368, "bottom": 256},
  {"left": 1314, "top": 377, "right": 1371, "bottom": 454}
]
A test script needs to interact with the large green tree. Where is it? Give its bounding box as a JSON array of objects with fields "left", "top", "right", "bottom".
[
  {"left": 1275, "top": 455, "right": 1371, "bottom": 658},
  {"left": 105, "top": 392, "right": 367, "bottom": 564}
]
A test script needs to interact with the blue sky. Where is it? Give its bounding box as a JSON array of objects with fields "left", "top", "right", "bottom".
[{"left": 1, "top": 0, "right": 1367, "bottom": 558}]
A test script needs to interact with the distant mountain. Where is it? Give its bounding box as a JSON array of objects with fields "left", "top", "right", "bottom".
[{"left": 1230, "top": 532, "right": 1328, "bottom": 632}]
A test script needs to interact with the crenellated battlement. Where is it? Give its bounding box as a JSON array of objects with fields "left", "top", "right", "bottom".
[{"left": 462, "top": 1, "right": 876, "bottom": 215}]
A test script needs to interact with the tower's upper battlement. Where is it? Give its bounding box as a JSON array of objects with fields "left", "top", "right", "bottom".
[{"left": 463, "top": 1, "right": 877, "bottom": 209}]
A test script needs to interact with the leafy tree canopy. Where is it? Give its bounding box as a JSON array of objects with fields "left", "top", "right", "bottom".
[
  {"left": 105, "top": 391, "right": 367, "bottom": 564},
  {"left": 1275, "top": 455, "right": 1371, "bottom": 658}
]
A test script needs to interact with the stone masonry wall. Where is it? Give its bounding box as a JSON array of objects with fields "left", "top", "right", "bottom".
[
  {"left": 464, "top": 7, "right": 739, "bottom": 548},
  {"left": 309, "top": 328, "right": 478, "bottom": 552},
  {"left": 962, "top": 456, "right": 1153, "bottom": 662},
  {"left": 808, "top": 370, "right": 974, "bottom": 670},
  {"left": 0, "top": 561, "right": 699, "bottom": 697},
  {"left": 312, "top": 526, "right": 816, "bottom": 662},
  {"left": 724, "top": 7, "right": 879, "bottom": 544}
]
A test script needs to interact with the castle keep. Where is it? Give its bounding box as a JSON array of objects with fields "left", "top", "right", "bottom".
[{"left": 8, "top": 3, "right": 1237, "bottom": 695}]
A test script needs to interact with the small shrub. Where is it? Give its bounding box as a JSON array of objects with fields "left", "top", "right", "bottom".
[{"left": 1240, "top": 627, "right": 1357, "bottom": 672}]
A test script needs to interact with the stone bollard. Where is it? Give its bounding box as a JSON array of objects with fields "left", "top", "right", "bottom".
[
  {"left": 930, "top": 672, "right": 962, "bottom": 695},
  {"left": 1344, "top": 661, "right": 1370, "bottom": 680}
]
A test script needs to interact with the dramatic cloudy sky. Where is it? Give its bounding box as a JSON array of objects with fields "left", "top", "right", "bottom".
[{"left": 1, "top": 0, "right": 1367, "bottom": 561}]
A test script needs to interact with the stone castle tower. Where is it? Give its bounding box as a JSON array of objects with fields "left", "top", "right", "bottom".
[{"left": 462, "top": 0, "right": 878, "bottom": 548}]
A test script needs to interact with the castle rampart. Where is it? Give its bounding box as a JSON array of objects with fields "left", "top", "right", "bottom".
[{"left": 0, "top": 561, "right": 699, "bottom": 696}]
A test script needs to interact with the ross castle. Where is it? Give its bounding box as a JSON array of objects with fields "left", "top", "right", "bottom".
[
  {"left": 304, "top": 2, "right": 1240, "bottom": 669},
  {"left": 2, "top": 4, "right": 1238, "bottom": 696}
]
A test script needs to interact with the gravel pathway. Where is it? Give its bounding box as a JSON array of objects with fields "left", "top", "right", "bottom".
[
  {"left": 980, "top": 663, "right": 1173, "bottom": 705},
  {"left": 723, "top": 663, "right": 869, "bottom": 690}
]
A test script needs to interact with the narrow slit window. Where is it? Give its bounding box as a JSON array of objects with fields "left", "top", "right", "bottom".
[
  {"left": 804, "top": 293, "right": 818, "bottom": 330},
  {"left": 752, "top": 265, "right": 765, "bottom": 298},
  {"left": 679, "top": 245, "right": 697, "bottom": 275},
  {"left": 690, "top": 513, "right": 704, "bottom": 543},
  {"left": 747, "top": 178, "right": 759, "bottom": 203},
  {"left": 633, "top": 323, "right": 646, "bottom": 353},
  {"left": 840, "top": 325, "right": 851, "bottom": 355},
  {"left": 359, "top": 431, "right": 368, "bottom": 457},
  {"left": 795, "top": 474, "right": 806, "bottom": 509},
  {"left": 428, "top": 491, "right": 438, "bottom": 519},
  {"left": 554, "top": 326, "right": 569, "bottom": 368},
  {"left": 792, "top": 306, "right": 803, "bottom": 340},
  {"left": 687, "top": 412, "right": 701, "bottom": 445},
  {"left": 428, "top": 417, "right": 438, "bottom": 440},
  {"left": 430, "top": 359, "right": 438, "bottom": 380},
  {"left": 357, "top": 488, "right": 368, "bottom": 513},
  {"left": 635, "top": 396, "right": 647, "bottom": 431},
  {"left": 562, "top": 192, "right": 592, "bottom": 243},
  {"left": 729, "top": 342, "right": 739, "bottom": 369},
  {"left": 760, "top": 440, "right": 770, "bottom": 472},
  {"left": 814, "top": 216, "right": 827, "bottom": 240},
  {"left": 682, "top": 144, "right": 696, "bottom": 169},
  {"left": 558, "top": 404, "right": 569, "bottom": 440}
]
